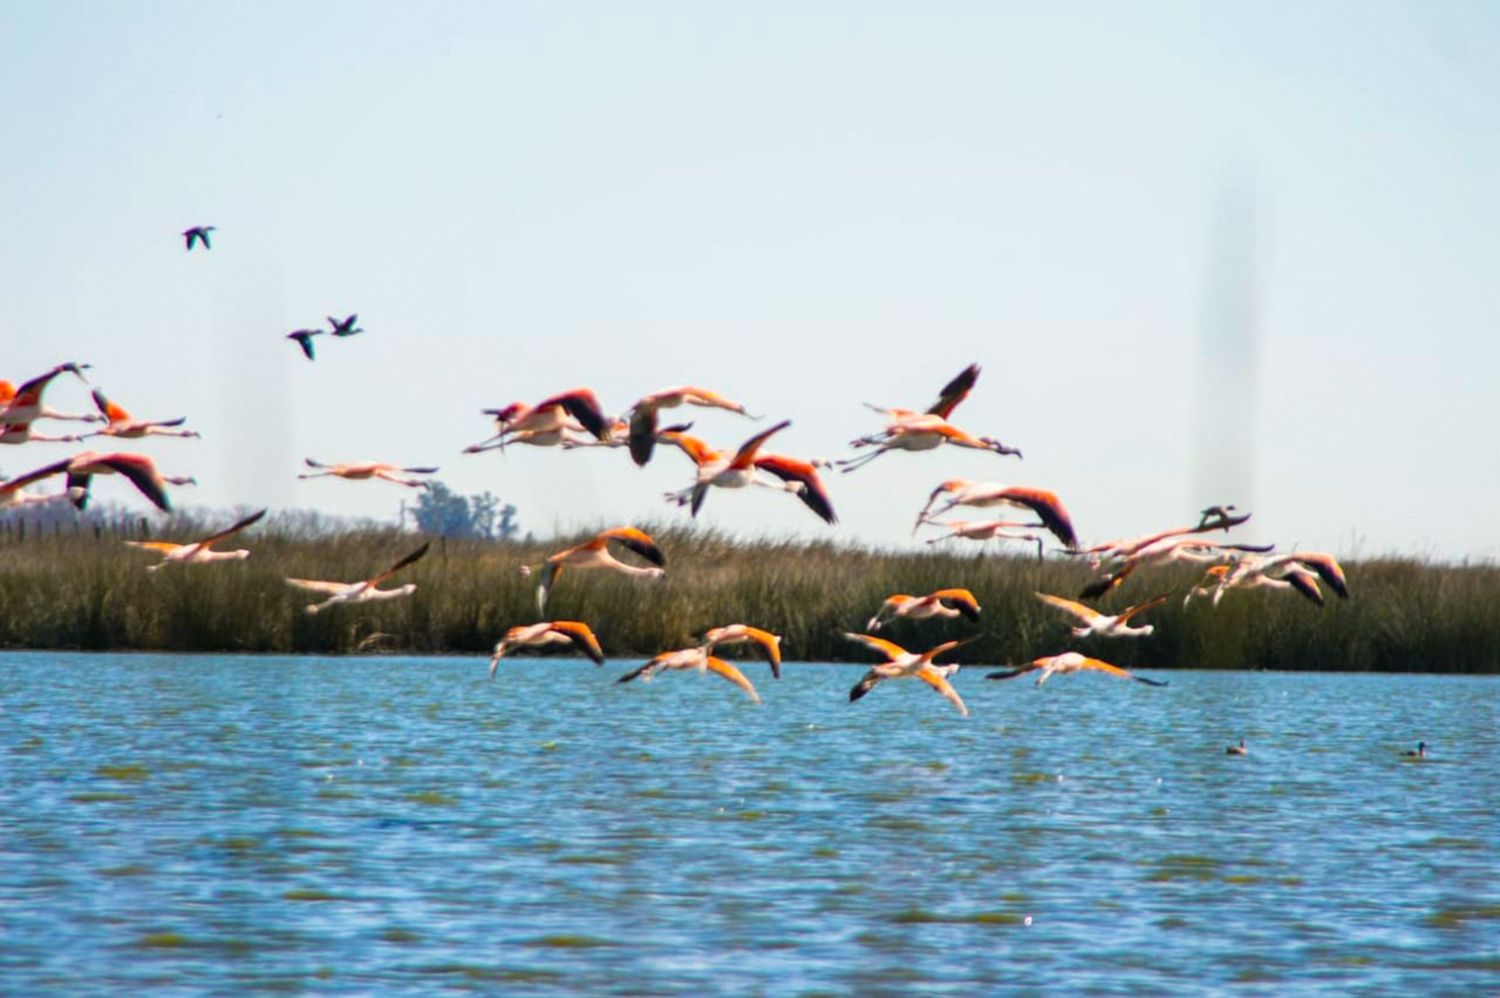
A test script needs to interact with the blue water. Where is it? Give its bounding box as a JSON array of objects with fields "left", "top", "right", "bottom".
[{"left": 1, "top": 652, "right": 1496, "bottom": 993}]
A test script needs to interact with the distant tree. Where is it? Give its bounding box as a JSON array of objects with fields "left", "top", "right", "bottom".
[{"left": 409, "top": 481, "right": 519, "bottom": 540}]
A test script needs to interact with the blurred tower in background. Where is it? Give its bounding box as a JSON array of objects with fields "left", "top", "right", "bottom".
[{"left": 1192, "top": 177, "right": 1264, "bottom": 515}]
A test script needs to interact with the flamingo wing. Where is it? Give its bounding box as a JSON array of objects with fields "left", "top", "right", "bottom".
[
  {"left": 704, "top": 657, "right": 761, "bottom": 703},
  {"left": 1116, "top": 594, "right": 1170, "bottom": 623},
  {"left": 1035, "top": 592, "right": 1102, "bottom": 625},
  {"left": 600, "top": 526, "right": 665, "bottom": 566},
  {"left": 729, "top": 419, "right": 791, "bottom": 469},
  {"left": 927, "top": 363, "right": 980, "bottom": 419},
  {"left": 90, "top": 390, "right": 132, "bottom": 424},
  {"left": 754, "top": 454, "right": 837, "bottom": 524},
  {"left": 915, "top": 666, "right": 969, "bottom": 716},
  {"left": 0, "top": 458, "right": 71, "bottom": 495},
  {"left": 841, "top": 632, "right": 908, "bottom": 662},
  {"left": 1080, "top": 657, "right": 1169, "bottom": 686},
  {"left": 537, "top": 562, "right": 562, "bottom": 615},
  {"left": 88, "top": 453, "right": 171, "bottom": 512},
  {"left": 550, "top": 621, "right": 605, "bottom": 665},
  {"left": 932, "top": 588, "right": 981, "bottom": 621},
  {"left": 535, "top": 388, "right": 608, "bottom": 440},
  {"left": 370, "top": 541, "right": 431, "bottom": 584},
  {"left": 1004, "top": 488, "right": 1078, "bottom": 550},
  {"left": 199, "top": 508, "right": 268, "bottom": 548},
  {"left": 284, "top": 578, "right": 349, "bottom": 595}
]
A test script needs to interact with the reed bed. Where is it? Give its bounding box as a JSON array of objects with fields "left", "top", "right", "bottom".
[{"left": 0, "top": 517, "right": 1495, "bottom": 673}]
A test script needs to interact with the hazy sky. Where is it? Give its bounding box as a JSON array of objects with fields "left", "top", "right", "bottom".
[{"left": 4, "top": 3, "right": 1496, "bottom": 560}]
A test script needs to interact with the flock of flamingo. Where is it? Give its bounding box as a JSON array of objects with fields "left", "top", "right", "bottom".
[{"left": 0, "top": 226, "right": 1367, "bottom": 747}]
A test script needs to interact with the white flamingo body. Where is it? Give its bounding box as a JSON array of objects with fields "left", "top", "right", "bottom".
[
  {"left": 285, "top": 542, "right": 430, "bottom": 614},
  {"left": 299, "top": 459, "right": 438, "bottom": 489},
  {"left": 489, "top": 621, "right": 605, "bottom": 676},
  {"left": 616, "top": 646, "right": 761, "bottom": 702},
  {"left": 843, "top": 633, "right": 970, "bottom": 716},
  {"left": 1034, "top": 592, "right": 1167, "bottom": 639},
  {"left": 866, "top": 589, "right": 981, "bottom": 631},
  {"left": 986, "top": 651, "right": 1168, "bottom": 688}
]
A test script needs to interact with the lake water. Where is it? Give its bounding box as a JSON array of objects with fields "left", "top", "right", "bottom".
[{"left": 2, "top": 651, "right": 1496, "bottom": 993}]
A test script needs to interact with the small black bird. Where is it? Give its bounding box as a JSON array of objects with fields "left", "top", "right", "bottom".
[
  {"left": 183, "top": 226, "right": 216, "bottom": 251},
  {"left": 287, "top": 329, "right": 323, "bottom": 361},
  {"left": 327, "top": 313, "right": 363, "bottom": 337}
]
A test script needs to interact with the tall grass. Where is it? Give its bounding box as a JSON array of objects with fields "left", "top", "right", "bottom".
[{"left": 0, "top": 516, "right": 1495, "bottom": 672}]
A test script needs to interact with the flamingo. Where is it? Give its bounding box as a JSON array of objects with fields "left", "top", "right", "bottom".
[
  {"left": 838, "top": 418, "right": 1022, "bottom": 472},
  {"left": 1033, "top": 592, "right": 1168, "bottom": 639},
  {"left": 918, "top": 518, "right": 1048, "bottom": 560},
  {"left": 299, "top": 459, "right": 438, "bottom": 489},
  {"left": 88, "top": 389, "right": 199, "bottom": 439},
  {"left": 616, "top": 646, "right": 762, "bottom": 702},
  {"left": 488, "top": 621, "right": 605, "bottom": 677},
  {"left": 287, "top": 328, "right": 323, "bottom": 360},
  {"left": 48, "top": 451, "right": 195, "bottom": 511},
  {"left": 0, "top": 363, "right": 101, "bottom": 425},
  {"left": 663, "top": 421, "right": 837, "bottom": 524},
  {"left": 1226, "top": 739, "right": 1248, "bottom": 756},
  {"left": 701, "top": 623, "right": 783, "bottom": 678},
  {"left": 843, "top": 633, "right": 970, "bottom": 716},
  {"left": 1080, "top": 536, "right": 1275, "bottom": 600},
  {"left": 866, "top": 589, "right": 981, "bottom": 631},
  {"left": 124, "top": 508, "right": 267, "bottom": 571},
  {"left": 625, "top": 386, "right": 756, "bottom": 466},
  {"left": 0, "top": 462, "right": 87, "bottom": 509},
  {"left": 1190, "top": 551, "right": 1347, "bottom": 608},
  {"left": 1068, "top": 507, "right": 1254, "bottom": 571},
  {"left": 914, "top": 480, "right": 1078, "bottom": 550},
  {"left": 0, "top": 419, "right": 91, "bottom": 445},
  {"left": 469, "top": 389, "right": 611, "bottom": 452},
  {"left": 985, "top": 652, "right": 1169, "bottom": 688},
  {"left": 284, "top": 541, "right": 430, "bottom": 614},
  {"left": 534, "top": 526, "right": 667, "bottom": 614},
  {"left": 182, "top": 225, "right": 215, "bottom": 250}
]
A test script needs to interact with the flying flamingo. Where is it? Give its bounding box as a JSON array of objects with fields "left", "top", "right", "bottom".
[
  {"left": 0, "top": 363, "right": 101, "bottom": 424},
  {"left": 865, "top": 589, "right": 981, "bottom": 631},
  {"left": 488, "top": 621, "right": 605, "bottom": 677},
  {"left": 1079, "top": 536, "right": 1275, "bottom": 600},
  {"left": 918, "top": 518, "right": 1049, "bottom": 560},
  {"left": 915, "top": 480, "right": 1078, "bottom": 550},
  {"left": 1034, "top": 592, "right": 1169, "bottom": 639},
  {"left": 0, "top": 419, "right": 91, "bottom": 445},
  {"left": 468, "top": 389, "right": 611, "bottom": 452},
  {"left": 0, "top": 462, "right": 87, "bottom": 509},
  {"left": 662, "top": 421, "right": 837, "bottom": 524},
  {"left": 843, "top": 633, "right": 971, "bottom": 716},
  {"left": 533, "top": 526, "right": 667, "bottom": 614},
  {"left": 1196, "top": 551, "right": 1348, "bottom": 608},
  {"left": 33, "top": 451, "right": 195, "bottom": 511},
  {"left": 284, "top": 541, "right": 431, "bottom": 614},
  {"left": 701, "top": 623, "right": 783, "bottom": 678},
  {"left": 838, "top": 418, "right": 1022, "bottom": 472},
  {"left": 615, "top": 646, "right": 761, "bottom": 703},
  {"left": 985, "top": 652, "right": 1169, "bottom": 688},
  {"left": 88, "top": 389, "right": 199, "bottom": 439},
  {"left": 1067, "top": 506, "right": 1254, "bottom": 570},
  {"left": 299, "top": 459, "right": 438, "bottom": 489},
  {"left": 625, "top": 386, "right": 757, "bottom": 466},
  {"left": 124, "top": 508, "right": 268, "bottom": 571},
  {"left": 182, "top": 225, "right": 215, "bottom": 250}
]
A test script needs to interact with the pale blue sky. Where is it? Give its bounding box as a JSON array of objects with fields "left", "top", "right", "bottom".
[{"left": 3, "top": 3, "right": 1496, "bottom": 559}]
